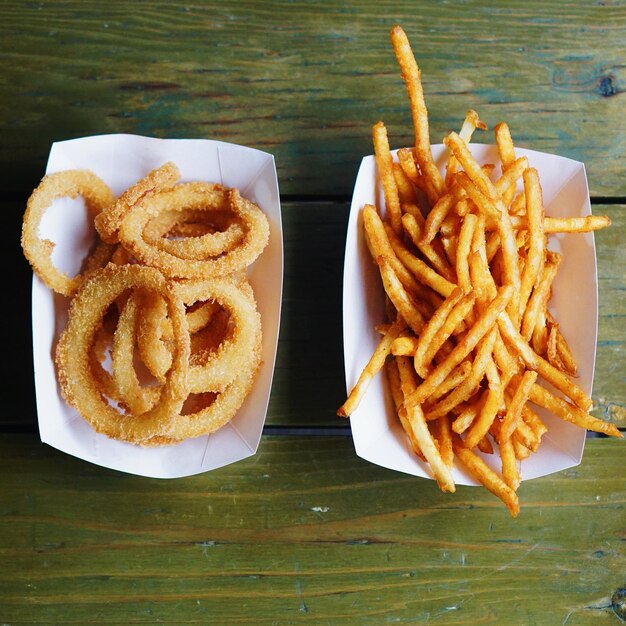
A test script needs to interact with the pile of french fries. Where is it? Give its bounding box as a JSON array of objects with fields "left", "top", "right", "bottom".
[{"left": 338, "top": 25, "right": 620, "bottom": 516}]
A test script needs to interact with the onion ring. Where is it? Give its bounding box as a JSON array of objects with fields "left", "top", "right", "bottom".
[
  {"left": 173, "top": 278, "right": 262, "bottom": 393},
  {"left": 21, "top": 170, "right": 115, "bottom": 296},
  {"left": 143, "top": 207, "right": 245, "bottom": 260},
  {"left": 118, "top": 183, "right": 269, "bottom": 279},
  {"left": 143, "top": 330, "right": 262, "bottom": 444},
  {"left": 55, "top": 264, "right": 190, "bottom": 443},
  {"left": 94, "top": 161, "right": 180, "bottom": 244},
  {"left": 112, "top": 291, "right": 161, "bottom": 414},
  {"left": 135, "top": 290, "right": 174, "bottom": 383},
  {"left": 175, "top": 322, "right": 261, "bottom": 439}
]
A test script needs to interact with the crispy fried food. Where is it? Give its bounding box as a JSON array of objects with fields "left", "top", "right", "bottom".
[
  {"left": 55, "top": 264, "right": 191, "bottom": 444},
  {"left": 338, "top": 23, "right": 617, "bottom": 516},
  {"left": 119, "top": 183, "right": 269, "bottom": 279},
  {"left": 143, "top": 207, "right": 245, "bottom": 260},
  {"left": 24, "top": 164, "right": 270, "bottom": 448},
  {"left": 174, "top": 278, "right": 262, "bottom": 394},
  {"left": 94, "top": 161, "right": 180, "bottom": 243},
  {"left": 21, "top": 170, "right": 115, "bottom": 296}
]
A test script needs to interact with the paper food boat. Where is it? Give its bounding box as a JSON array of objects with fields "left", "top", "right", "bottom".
[
  {"left": 342, "top": 144, "right": 597, "bottom": 486},
  {"left": 32, "top": 134, "right": 283, "bottom": 478}
]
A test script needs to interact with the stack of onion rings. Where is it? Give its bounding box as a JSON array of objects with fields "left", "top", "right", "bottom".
[{"left": 21, "top": 165, "right": 269, "bottom": 446}]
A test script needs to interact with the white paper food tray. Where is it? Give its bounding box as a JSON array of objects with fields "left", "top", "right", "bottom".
[
  {"left": 342, "top": 144, "right": 597, "bottom": 486},
  {"left": 31, "top": 134, "right": 283, "bottom": 478}
]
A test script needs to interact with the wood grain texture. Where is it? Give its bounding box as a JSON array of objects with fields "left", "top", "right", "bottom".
[
  {"left": 0, "top": 434, "right": 623, "bottom": 624},
  {"left": 593, "top": 204, "right": 626, "bottom": 428},
  {"left": 1, "top": 1, "right": 624, "bottom": 197}
]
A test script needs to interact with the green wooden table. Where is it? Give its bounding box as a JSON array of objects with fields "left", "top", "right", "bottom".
[{"left": 1, "top": 2, "right": 624, "bottom": 623}]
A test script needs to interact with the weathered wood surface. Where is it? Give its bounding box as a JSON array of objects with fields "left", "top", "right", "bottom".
[
  {"left": 2, "top": 2, "right": 625, "bottom": 623},
  {"left": 0, "top": 1, "right": 624, "bottom": 197},
  {"left": 0, "top": 435, "right": 623, "bottom": 624},
  {"left": 593, "top": 204, "right": 626, "bottom": 428},
  {"left": 4, "top": 201, "right": 624, "bottom": 429}
]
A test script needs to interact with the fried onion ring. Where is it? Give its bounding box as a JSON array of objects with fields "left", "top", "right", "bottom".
[
  {"left": 21, "top": 170, "right": 115, "bottom": 296},
  {"left": 112, "top": 291, "right": 161, "bottom": 413},
  {"left": 173, "top": 278, "right": 262, "bottom": 393},
  {"left": 55, "top": 264, "right": 190, "bottom": 443},
  {"left": 135, "top": 290, "right": 174, "bottom": 383},
  {"left": 94, "top": 162, "right": 180, "bottom": 244},
  {"left": 142, "top": 330, "right": 262, "bottom": 444},
  {"left": 118, "top": 183, "right": 269, "bottom": 279},
  {"left": 143, "top": 207, "right": 245, "bottom": 260}
]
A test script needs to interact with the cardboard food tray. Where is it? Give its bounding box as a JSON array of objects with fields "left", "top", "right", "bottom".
[
  {"left": 32, "top": 134, "right": 283, "bottom": 478},
  {"left": 342, "top": 144, "right": 597, "bottom": 486}
]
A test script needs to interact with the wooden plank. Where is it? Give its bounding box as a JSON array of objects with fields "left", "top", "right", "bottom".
[
  {"left": 0, "top": 434, "right": 623, "bottom": 624},
  {"left": 593, "top": 204, "right": 626, "bottom": 428},
  {"left": 1, "top": 1, "right": 624, "bottom": 197}
]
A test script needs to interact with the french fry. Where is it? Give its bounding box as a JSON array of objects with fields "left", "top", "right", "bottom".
[
  {"left": 419, "top": 292, "right": 476, "bottom": 372},
  {"left": 456, "top": 172, "right": 521, "bottom": 323},
  {"left": 499, "top": 437, "right": 521, "bottom": 490},
  {"left": 337, "top": 316, "right": 407, "bottom": 417},
  {"left": 391, "top": 335, "right": 419, "bottom": 356},
  {"left": 456, "top": 213, "right": 478, "bottom": 294},
  {"left": 499, "top": 370, "right": 538, "bottom": 442},
  {"left": 527, "top": 383, "right": 622, "bottom": 438},
  {"left": 513, "top": 437, "right": 532, "bottom": 460},
  {"left": 512, "top": 419, "right": 540, "bottom": 453},
  {"left": 531, "top": 308, "right": 549, "bottom": 355},
  {"left": 518, "top": 168, "right": 545, "bottom": 318},
  {"left": 393, "top": 357, "right": 426, "bottom": 462},
  {"left": 393, "top": 162, "right": 417, "bottom": 203},
  {"left": 494, "top": 156, "right": 528, "bottom": 199},
  {"left": 372, "top": 121, "right": 403, "bottom": 235},
  {"left": 452, "top": 395, "right": 486, "bottom": 434},
  {"left": 384, "top": 223, "right": 457, "bottom": 297},
  {"left": 423, "top": 186, "right": 463, "bottom": 243},
  {"left": 542, "top": 215, "right": 611, "bottom": 233},
  {"left": 546, "top": 323, "right": 561, "bottom": 369},
  {"left": 408, "top": 402, "right": 456, "bottom": 492},
  {"left": 444, "top": 132, "right": 497, "bottom": 199},
  {"left": 477, "top": 436, "right": 494, "bottom": 455},
  {"left": 390, "top": 25, "right": 445, "bottom": 202},
  {"left": 494, "top": 122, "right": 516, "bottom": 169},
  {"left": 520, "top": 252, "right": 561, "bottom": 341},
  {"left": 412, "top": 287, "right": 464, "bottom": 377},
  {"left": 407, "top": 286, "right": 513, "bottom": 408},
  {"left": 386, "top": 357, "right": 404, "bottom": 409},
  {"left": 498, "top": 312, "right": 592, "bottom": 412},
  {"left": 446, "top": 109, "right": 487, "bottom": 186},
  {"left": 464, "top": 352, "right": 503, "bottom": 449},
  {"left": 363, "top": 204, "right": 425, "bottom": 298},
  {"left": 425, "top": 360, "right": 472, "bottom": 405},
  {"left": 439, "top": 213, "right": 462, "bottom": 237},
  {"left": 509, "top": 191, "right": 526, "bottom": 216},
  {"left": 425, "top": 328, "right": 497, "bottom": 420},
  {"left": 494, "top": 121, "right": 517, "bottom": 207},
  {"left": 452, "top": 435, "right": 520, "bottom": 517},
  {"left": 555, "top": 328, "right": 578, "bottom": 376},
  {"left": 432, "top": 415, "right": 454, "bottom": 467},
  {"left": 397, "top": 148, "right": 422, "bottom": 186},
  {"left": 377, "top": 256, "right": 426, "bottom": 334},
  {"left": 401, "top": 212, "right": 456, "bottom": 282},
  {"left": 521, "top": 404, "right": 548, "bottom": 442}
]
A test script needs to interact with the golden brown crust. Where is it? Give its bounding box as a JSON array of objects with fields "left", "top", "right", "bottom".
[
  {"left": 94, "top": 161, "right": 180, "bottom": 244},
  {"left": 25, "top": 164, "right": 268, "bottom": 449},
  {"left": 21, "top": 170, "right": 114, "bottom": 296}
]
